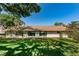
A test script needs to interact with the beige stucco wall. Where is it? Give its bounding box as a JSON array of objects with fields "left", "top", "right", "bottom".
[
  {"left": 62, "top": 34, "right": 68, "bottom": 38},
  {"left": 4, "top": 31, "right": 68, "bottom": 38},
  {"left": 0, "top": 26, "right": 5, "bottom": 34},
  {"left": 6, "top": 34, "right": 16, "bottom": 38},
  {"left": 47, "top": 33, "right": 60, "bottom": 38},
  {"left": 47, "top": 33, "right": 68, "bottom": 38},
  {"left": 46, "top": 32, "right": 68, "bottom": 38}
]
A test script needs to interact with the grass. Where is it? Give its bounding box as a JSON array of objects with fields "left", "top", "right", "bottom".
[{"left": 0, "top": 38, "right": 79, "bottom": 56}]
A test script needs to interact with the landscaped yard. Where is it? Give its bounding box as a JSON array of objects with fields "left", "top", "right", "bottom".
[{"left": 0, "top": 38, "right": 79, "bottom": 56}]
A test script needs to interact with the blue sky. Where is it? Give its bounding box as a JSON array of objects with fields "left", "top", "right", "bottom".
[{"left": 22, "top": 3, "right": 79, "bottom": 26}]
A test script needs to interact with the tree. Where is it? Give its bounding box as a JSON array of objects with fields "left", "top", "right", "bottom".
[
  {"left": 54, "top": 22, "right": 65, "bottom": 26},
  {"left": 0, "top": 14, "right": 24, "bottom": 29},
  {"left": 0, "top": 3, "right": 41, "bottom": 38},
  {"left": 0, "top": 3, "right": 40, "bottom": 18},
  {"left": 0, "top": 3, "right": 41, "bottom": 28},
  {"left": 67, "top": 21, "right": 79, "bottom": 40}
]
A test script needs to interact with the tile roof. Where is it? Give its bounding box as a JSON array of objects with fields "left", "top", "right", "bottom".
[{"left": 5, "top": 26, "right": 67, "bottom": 32}]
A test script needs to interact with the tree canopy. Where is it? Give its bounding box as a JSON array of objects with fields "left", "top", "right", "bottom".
[
  {"left": 67, "top": 21, "right": 79, "bottom": 40},
  {"left": 54, "top": 22, "right": 65, "bottom": 26},
  {"left": 0, "top": 3, "right": 41, "bottom": 29},
  {"left": 0, "top": 14, "right": 24, "bottom": 28},
  {"left": 67, "top": 21, "right": 79, "bottom": 30},
  {"left": 0, "top": 3, "right": 40, "bottom": 18}
]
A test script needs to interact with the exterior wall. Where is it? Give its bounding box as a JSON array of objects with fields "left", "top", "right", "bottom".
[
  {"left": 47, "top": 32, "right": 68, "bottom": 38},
  {"left": 0, "top": 25, "right": 5, "bottom": 38},
  {"left": 6, "top": 34, "right": 16, "bottom": 38},
  {"left": 0, "top": 31, "right": 68, "bottom": 38},
  {"left": 0, "top": 25, "right": 5, "bottom": 34},
  {"left": 62, "top": 34, "right": 68, "bottom": 38},
  {"left": 47, "top": 32, "right": 59, "bottom": 38},
  {"left": 23, "top": 34, "right": 28, "bottom": 38},
  {"left": 47, "top": 33, "right": 60, "bottom": 38}
]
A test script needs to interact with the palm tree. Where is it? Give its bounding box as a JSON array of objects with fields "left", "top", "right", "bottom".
[{"left": 0, "top": 3, "right": 40, "bottom": 18}]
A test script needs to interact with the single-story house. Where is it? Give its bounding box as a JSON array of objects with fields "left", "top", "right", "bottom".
[{"left": 0, "top": 25, "right": 69, "bottom": 38}]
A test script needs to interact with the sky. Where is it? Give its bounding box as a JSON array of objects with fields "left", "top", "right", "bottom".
[{"left": 22, "top": 3, "right": 79, "bottom": 26}]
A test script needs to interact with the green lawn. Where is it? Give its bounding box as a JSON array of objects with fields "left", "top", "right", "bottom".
[{"left": 0, "top": 38, "right": 79, "bottom": 56}]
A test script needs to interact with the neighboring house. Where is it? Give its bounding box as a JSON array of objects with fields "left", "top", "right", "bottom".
[{"left": 0, "top": 26, "right": 68, "bottom": 38}]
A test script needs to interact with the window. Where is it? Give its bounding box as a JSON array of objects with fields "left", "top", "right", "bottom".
[
  {"left": 28, "top": 31, "right": 35, "bottom": 36},
  {"left": 39, "top": 31, "right": 47, "bottom": 36}
]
